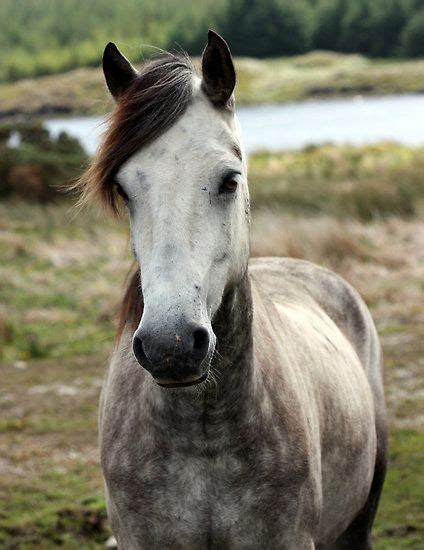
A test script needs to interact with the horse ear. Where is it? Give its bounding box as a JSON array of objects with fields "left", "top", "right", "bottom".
[
  {"left": 201, "top": 30, "right": 236, "bottom": 107},
  {"left": 103, "top": 42, "right": 138, "bottom": 99}
]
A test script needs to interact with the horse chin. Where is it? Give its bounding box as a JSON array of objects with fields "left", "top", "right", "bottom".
[{"left": 155, "top": 370, "right": 209, "bottom": 389}]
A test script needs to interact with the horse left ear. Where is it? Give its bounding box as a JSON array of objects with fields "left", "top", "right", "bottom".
[
  {"left": 201, "top": 30, "right": 236, "bottom": 107},
  {"left": 103, "top": 42, "right": 138, "bottom": 100}
]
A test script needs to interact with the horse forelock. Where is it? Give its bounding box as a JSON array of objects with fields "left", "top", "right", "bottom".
[{"left": 76, "top": 53, "right": 194, "bottom": 213}]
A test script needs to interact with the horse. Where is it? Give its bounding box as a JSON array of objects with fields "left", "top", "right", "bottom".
[{"left": 78, "top": 31, "right": 387, "bottom": 549}]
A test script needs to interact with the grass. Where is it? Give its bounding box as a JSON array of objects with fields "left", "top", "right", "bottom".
[
  {"left": 0, "top": 142, "right": 423, "bottom": 546},
  {"left": 374, "top": 430, "right": 424, "bottom": 549},
  {"left": 236, "top": 52, "right": 424, "bottom": 104},
  {"left": 0, "top": 352, "right": 109, "bottom": 549},
  {"left": 0, "top": 202, "right": 129, "bottom": 363},
  {"left": 1, "top": 51, "right": 424, "bottom": 118},
  {"left": 249, "top": 142, "right": 424, "bottom": 220}
]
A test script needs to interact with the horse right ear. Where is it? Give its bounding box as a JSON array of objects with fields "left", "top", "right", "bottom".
[{"left": 103, "top": 42, "right": 138, "bottom": 99}]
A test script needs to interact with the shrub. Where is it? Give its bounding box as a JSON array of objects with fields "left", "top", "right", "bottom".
[{"left": 0, "top": 123, "right": 87, "bottom": 201}]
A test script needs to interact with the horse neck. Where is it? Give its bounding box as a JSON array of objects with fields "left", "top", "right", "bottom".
[{"left": 212, "top": 271, "right": 255, "bottom": 394}]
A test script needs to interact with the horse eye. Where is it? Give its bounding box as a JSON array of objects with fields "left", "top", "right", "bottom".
[
  {"left": 219, "top": 177, "right": 238, "bottom": 194},
  {"left": 116, "top": 183, "right": 129, "bottom": 204}
]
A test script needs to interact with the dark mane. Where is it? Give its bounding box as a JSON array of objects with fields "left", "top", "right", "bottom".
[
  {"left": 117, "top": 268, "right": 143, "bottom": 340},
  {"left": 77, "top": 53, "right": 194, "bottom": 212}
]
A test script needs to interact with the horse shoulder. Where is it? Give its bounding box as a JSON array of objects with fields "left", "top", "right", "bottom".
[
  {"left": 249, "top": 257, "right": 381, "bottom": 378},
  {"left": 249, "top": 257, "right": 382, "bottom": 544}
]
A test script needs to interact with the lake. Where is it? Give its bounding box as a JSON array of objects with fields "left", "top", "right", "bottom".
[{"left": 45, "top": 94, "right": 424, "bottom": 154}]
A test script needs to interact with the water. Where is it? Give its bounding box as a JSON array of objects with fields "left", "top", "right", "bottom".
[{"left": 45, "top": 94, "right": 424, "bottom": 155}]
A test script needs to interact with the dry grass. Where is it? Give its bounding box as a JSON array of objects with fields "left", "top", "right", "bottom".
[{"left": 251, "top": 211, "right": 423, "bottom": 304}]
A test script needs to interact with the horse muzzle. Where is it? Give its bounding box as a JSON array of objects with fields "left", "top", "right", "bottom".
[{"left": 132, "top": 321, "right": 214, "bottom": 387}]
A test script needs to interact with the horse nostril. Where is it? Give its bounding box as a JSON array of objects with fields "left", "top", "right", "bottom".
[
  {"left": 192, "top": 327, "right": 210, "bottom": 361},
  {"left": 133, "top": 334, "right": 150, "bottom": 368}
]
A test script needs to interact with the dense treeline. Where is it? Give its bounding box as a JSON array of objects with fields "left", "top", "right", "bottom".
[{"left": 1, "top": 0, "right": 423, "bottom": 82}]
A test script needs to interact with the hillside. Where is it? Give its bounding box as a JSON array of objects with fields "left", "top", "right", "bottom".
[
  {"left": 1, "top": 0, "right": 423, "bottom": 83},
  {"left": 1, "top": 52, "right": 424, "bottom": 119}
]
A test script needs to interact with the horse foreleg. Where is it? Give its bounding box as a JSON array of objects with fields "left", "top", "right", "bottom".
[{"left": 328, "top": 420, "right": 388, "bottom": 550}]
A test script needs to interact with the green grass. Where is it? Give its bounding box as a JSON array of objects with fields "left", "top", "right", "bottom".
[
  {"left": 1, "top": 51, "right": 424, "bottom": 118},
  {"left": 0, "top": 462, "right": 109, "bottom": 549},
  {"left": 0, "top": 350, "right": 110, "bottom": 548},
  {"left": 374, "top": 430, "right": 424, "bottom": 549}
]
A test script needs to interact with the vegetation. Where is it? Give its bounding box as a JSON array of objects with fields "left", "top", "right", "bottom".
[
  {"left": 249, "top": 142, "right": 424, "bottom": 220},
  {"left": 206, "top": 0, "right": 313, "bottom": 57},
  {"left": 2, "top": 51, "right": 424, "bottom": 119},
  {"left": 0, "top": 123, "right": 87, "bottom": 200},
  {"left": 0, "top": 0, "right": 424, "bottom": 83},
  {"left": 0, "top": 0, "right": 224, "bottom": 82}
]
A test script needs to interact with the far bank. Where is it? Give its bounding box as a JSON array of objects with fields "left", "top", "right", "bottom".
[{"left": 1, "top": 52, "right": 424, "bottom": 119}]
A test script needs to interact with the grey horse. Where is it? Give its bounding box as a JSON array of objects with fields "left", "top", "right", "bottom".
[{"left": 79, "top": 30, "right": 387, "bottom": 549}]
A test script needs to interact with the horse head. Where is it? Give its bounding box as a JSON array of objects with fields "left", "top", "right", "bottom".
[{"left": 91, "top": 31, "right": 250, "bottom": 387}]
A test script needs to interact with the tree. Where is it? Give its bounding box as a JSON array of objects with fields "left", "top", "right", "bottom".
[
  {"left": 337, "top": 0, "right": 372, "bottom": 54},
  {"left": 401, "top": 8, "right": 424, "bottom": 57},
  {"left": 313, "top": 0, "right": 347, "bottom": 51},
  {"left": 368, "top": 0, "right": 407, "bottom": 57},
  {"left": 218, "top": 0, "right": 312, "bottom": 57}
]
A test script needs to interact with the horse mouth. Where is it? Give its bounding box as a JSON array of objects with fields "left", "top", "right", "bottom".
[{"left": 156, "top": 371, "right": 209, "bottom": 388}]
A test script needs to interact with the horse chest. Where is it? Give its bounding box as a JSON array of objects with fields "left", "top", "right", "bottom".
[{"left": 106, "top": 425, "right": 314, "bottom": 549}]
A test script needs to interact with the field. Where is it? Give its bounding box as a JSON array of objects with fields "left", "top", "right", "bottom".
[
  {"left": 0, "top": 142, "right": 423, "bottom": 548},
  {"left": 1, "top": 51, "right": 424, "bottom": 118}
]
